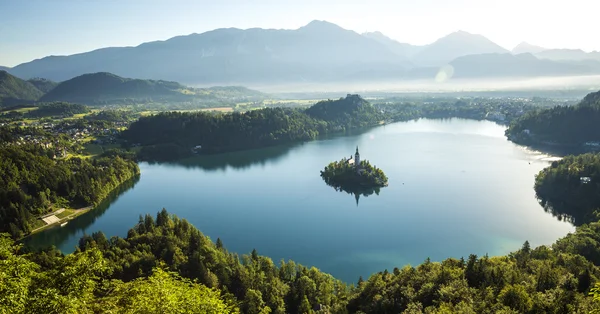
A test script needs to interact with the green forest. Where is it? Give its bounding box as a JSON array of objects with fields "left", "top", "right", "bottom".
[
  {"left": 534, "top": 153, "right": 600, "bottom": 226},
  {"left": 123, "top": 95, "right": 382, "bottom": 161},
  {"left": 26, "top": 77, "right": 58, "bottom": 93},
  {"left": 0, "top": 70, "right": 43, "bottom": 107},
  {"left": 0, "top": 144, "right": 139, "bottom": 238},
  {"left": 506, "top": 90, "right": 600, "bottom": 145},
  {"left": 3, "top": 208, "right": 600, "bottom": 313}
]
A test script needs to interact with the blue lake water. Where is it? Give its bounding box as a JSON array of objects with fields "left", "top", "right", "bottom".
[{"left": 26, "top": 118, "right": 574, "bottom": 283}]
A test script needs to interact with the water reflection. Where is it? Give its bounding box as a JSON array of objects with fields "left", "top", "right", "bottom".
[
  {"left": 521, "top": 142, "right": 590, "bottom": 157},
  {"left": 537, "top": 195, "right": 592, "bottom": 226},
  {"left": 162, "top": 143, "right": 303, "bottom": 171},
  {"left": 22, "top": 176, "right": 140, "bottom": 251},
  {"left": 325, "top": 183, "right": 383, "bottom": 206}
]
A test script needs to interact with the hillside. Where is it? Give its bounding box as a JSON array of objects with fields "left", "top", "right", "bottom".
[
  {"left": 506, "top": 90, "right": 600, "bottom": 145},
  {"left": 0, "top": 70, "right": 43, "bottom": 107},
  {"left": 535, "top": 153, "right": 600, "bottom": 226},
  {"left": 40, "top": 72, "right": 188, "bottom": 104},
  {"left": 362, "top": 31, "right": 421, "bottom": 59},
  {"left": 0, "top": 66, "right": 10, "bottom": 72},
  {"left": 39, "top": 72, "right": 265, "bottom": 106},
  {"left": 26, "top": 77, "right": 58, "bottom": 93},
  {"left": 305, "top": 94, "right": 382, "bottom": 128}
]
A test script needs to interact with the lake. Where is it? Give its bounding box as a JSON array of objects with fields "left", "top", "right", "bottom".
[{"left": 25, "top": 118, "right": 574, "bottom": 283}]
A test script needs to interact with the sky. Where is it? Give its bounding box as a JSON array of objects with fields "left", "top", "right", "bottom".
[{"left": 1, "top": 0, "right": 599, "bottom": 67}]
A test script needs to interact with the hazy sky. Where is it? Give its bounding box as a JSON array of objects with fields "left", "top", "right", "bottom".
[{"left": 1, "top": 0, "right": 598, "bottom": 67}]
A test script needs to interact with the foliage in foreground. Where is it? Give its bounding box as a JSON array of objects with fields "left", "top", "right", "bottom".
[
  {"left": 0, "top": 234, "right": 234, "bottom": 313},
  {"left": 4, "top": 209, "right": 600, "bottom": 312}
]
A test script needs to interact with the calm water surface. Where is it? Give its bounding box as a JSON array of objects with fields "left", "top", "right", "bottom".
[{"left": 26, "top": 118, "right": 574, "bottom": 282}]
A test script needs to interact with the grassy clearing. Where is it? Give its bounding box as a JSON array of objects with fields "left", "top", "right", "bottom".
[
  {"left": 138, "top": 111, "right": 155, "bottom": 117},
  {"left": 138, "top": 107, "right": 234, "bottom": 116},
  {"left": 83, "top": 143, "right": 104, "bottom": 156},
  {"left": 263, "top": 99, "right": 322, "bottom": 106},
  {"left": 28, "top": 207, "right": 93, "bottom": 236},
  {"left": 56, "top": 209, "right": 75, "bottom": 219},
  {"left": 59, "top": 110, "right": 97, "bottom": 121},
  {"left": 10, "top": 107, "right": 38, "bottom": 113},
  {"left": 82, "top": 142, "right": 121, "bottom": 157},
  {"left": 199, "top": 107, "right": 233, "bottom": 112},
  {"left": 31, "top": 219, "right": 46, "bottom": 230}
]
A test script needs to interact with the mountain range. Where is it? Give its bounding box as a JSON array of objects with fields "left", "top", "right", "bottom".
[{"left": 7, "top": 20, "right": 600, "bottom": 85}]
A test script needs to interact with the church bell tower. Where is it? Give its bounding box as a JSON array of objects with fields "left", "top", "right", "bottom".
[{"left": 355, "top": 146, "right": 360, "bottom": 169}]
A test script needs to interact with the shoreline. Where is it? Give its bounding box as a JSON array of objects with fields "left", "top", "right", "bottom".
[
  {"left": 21, "top": 173, "right": 141, "bottom": 240},
  {"left": 26, "top": 206, "right": 94, "bottom": 238}
]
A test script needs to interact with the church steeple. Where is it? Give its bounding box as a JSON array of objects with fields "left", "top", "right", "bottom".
[{"left": 355, "top": 146, "right": 360, "bottom": 169}]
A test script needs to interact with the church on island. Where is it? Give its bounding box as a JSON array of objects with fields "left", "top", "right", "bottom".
[
  {"left": 320, "top": 145, "right": 388, "bottom": 205},
  {"left": 347, "top": 146, "right": 361, "bottom": 172}
]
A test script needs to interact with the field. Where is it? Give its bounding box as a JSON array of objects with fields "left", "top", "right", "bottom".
[
  {"left": 81, "top": 142, "right": 121, "bottom": 158},
  {"left": 138, "top": 107, "right": 234, "bottom": 117},
  {"left": 262, "top": 99, "right": 322, "bottom": 106},
  {"left": 0, "top": 106, "right": 38, "bottom": 114},
  {"left": 199, "top": 107, "right": 233, "bottom": 112}
]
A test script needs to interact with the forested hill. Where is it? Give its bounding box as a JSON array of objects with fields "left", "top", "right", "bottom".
[
  {"left": 306, "top": 94, "right": 382, "bottom": 129},
  {"left": 124, "top": 108, "right": 326, "bottom": 161},
  {"left": 5, "top": 207, "right": 600, "bottom": 313},
  {"left": 39, "top": 72, "right": 191, "bottom": 105},
  {"left": 535, "top": 153, "right": 600, "bottom": 226},
  {"left": 0, "top": 71, "right": 43, "bottom": 107},
  {"left": 0, "top": 144, "right": 139, "bottom": 238},
  {"left": 26, "top": 77, "right": 58, "bottom": 93},
  {"left": 122, "top": 95, "right": 382, "bottom": 161},
  {"left": 506, "top": 89, "right": 600, "bottom": 145}
]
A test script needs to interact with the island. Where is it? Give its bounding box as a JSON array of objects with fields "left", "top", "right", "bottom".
[{"left": 320, "top": 147, "right": 388, "bottom": 203}]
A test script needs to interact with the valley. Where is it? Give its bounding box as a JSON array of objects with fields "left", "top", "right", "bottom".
[{"left": 3, "top": 6, "right": 600, "bottom": 312}]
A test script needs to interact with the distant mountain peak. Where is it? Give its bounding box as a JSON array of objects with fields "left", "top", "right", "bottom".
[
  {"left": 304, "top": 20, "right": 336, "bottom": 27},
  {"left": 411, "top": 30, "right": 508, "bottom": 67},
  {"left": 299, "top": 20, "right": 346, "bottom": 32},
  {"left": 512, "top": 42, "right": 547, "bottom": 54},
  {"left": 452, "top": 30, "right": 473, "bottom": 35},
  {"left": 440, "top": 30, "right": 487, "bottom": 41},
  {"left": 363, "top": 31, "right": 387, "bottom": 38}
]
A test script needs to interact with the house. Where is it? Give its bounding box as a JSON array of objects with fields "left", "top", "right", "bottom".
[{"left": 581, "top": 177, "right": 592, "bottom": 184}]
